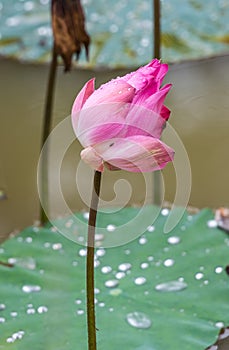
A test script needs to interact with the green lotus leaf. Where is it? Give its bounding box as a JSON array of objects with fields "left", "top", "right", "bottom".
[{"left": 0, "top": 207, "right": 228, "bottom": 349}]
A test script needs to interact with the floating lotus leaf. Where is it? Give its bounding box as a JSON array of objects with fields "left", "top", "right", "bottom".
[{"left": 0, "top": 207, "right": 228, "bottom": 349}]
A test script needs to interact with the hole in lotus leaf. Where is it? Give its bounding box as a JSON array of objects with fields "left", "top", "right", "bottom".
[
  {"left": 205, "top": 327, "right": 229, "bottom": 350},
  {"left": 215, "top": 208, "right": 229, "bottom": 233}
]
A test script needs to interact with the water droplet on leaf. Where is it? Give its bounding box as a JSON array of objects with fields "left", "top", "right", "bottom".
[
  {"left": 126, "top": 311, "right": 152, "bottom": 329},
  {"left": 134, "top": 277, "right": 147, "bottom": 285},
  {"left": 195, "top": 272, "right": 204, "bottom": 280},
  {"left": 52, "top": 243, "right": 62, "bottom": 250},
  {"left": 115, "top": 271, "right": 126, "bottom": 279},
  {"left": 140, "top": 262, "right": 149, "bottom": 269},
  {"left": 79, "top": 248, "right": 87, "bottom": 257},
  {"left": 163, "top": 258, "right": 175, "bottom": 267},
  {"left": 101, "top": 265, "right": 112, "bottom": 274},
  {"left": 167, "top": 236, "right": 181, "bottom": 245},
  {"left": 215, "top": 266, "right": 223, "bottom": 274},
  {"left": 0, "top": 304, "right": 6, "bottom": 311},
  {"left": 139, "top": 237, "right": 147, "bottom": 245},
  {"left": 76, "top": 309, "right": 84, "bottom": 315},
  {"left": 161, "top": 208, "right": 170, "bottom": 216},
  {"left": 207, "top": 220, "right": 217, "bottom": 228},
  {"left": 155, "top": 280, "right": 188, "bottom": 292},
  {"left": 37, "top": 306, "right": 48, "bottom": 314},
  {"left": 107, "top": 224, "right": 116, "bottom": 232},
  {"left": 22, "top": 285, "right": 41, "bottom": 293},
  {"left": 105, "top": 279, "right": 119, "bottom": 288},
  {"left": 118, "top": 263, "right": 132, "bottom": 272}
]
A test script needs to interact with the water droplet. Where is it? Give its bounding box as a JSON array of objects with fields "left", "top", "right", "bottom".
[
  {"left": 27, "top": 308, "right": 36, "bottom": 315},
  {"left": 52, "top": 243, "right": 62, "bottom": 250},
  {"left": 180, "top": 225, "right": 186, "bottom": 231},
  {"left": 109, "top": 307, "right": 114, "bottom": 312},
  {"left": 163, "top": 259, "right": 175, "bottom": 267},
  {"left": 139, "top": 237, "right": 147, "bottom": 245},
  {"left": 37, "top": 306, "right": 48, "bottom": 314},
  {"left": 105, "top": 279, "right": 119, "bottom": 288},
  {"left": 10, "top": 312, "right": 18, "bottom": 317},
  {"left": 215, "top": 266, "right": 223, "bottom": 274},
  {"left": 75, "top": 299, "right": 82, "bottom": 305},
  {"left": 116, "top": 271, "right": 126, "bottom": 279},
  {"left": 25, "top": 237, "right": 33, "bottom": 243},
  {"left": 118, "top": 263, "right": 132, "bottom": 272},
  {"left": 147, "top": 225, "right": 155, "bottom": 232},
  {"left": 44, "top": 242, "right": 51, "bottom": 248},
  {"left": 94, "top": 260, "right": 100, "bottom": 268},
  {"left": 77, "top": 236, "right": 85, "bottom": 243},
  {"left": 124, "top": 249, "right": 131, "bottom": 255},
  {"left": 0, "top": 304, "right": 6, "bottom": 311},
  {"left": 167, "top": 236, "right": 181, "bottom": 245},
  {"left": 95, "top": 233, "right": 104, "bottom": 241},
  {"left": 155, "top": 280, "right": 188, "bottom": 292},
  {"left": 161, "top": 208, "right": 170, "bottom": 216},
  {"left": 215, "top": 321, "right": 225, "bottom": 328},
  {"left": 118, "top": 90, "right": 122, "bottom": 94},
  {"left": 0, "top": 317, "right": 5, "bottom": 323},
  {"left": 7, "top": 337, "right": 14, "bottom": 343},
  {"left": 98, "top": 302, "right": 105, "bottom": 307},
  {"left": 195, "top": 272, "right": 204, "bottom": 280},
  {"left": 96, "top": 248, "right": 106, "bottom": 257},
  {"left": 76, "top": 309, "right": 84, "bottom": 315},
  {"left": 140, "top": 262, "right": 149, "bottom": 269},
  {"left": 8, "top": 257, "right": 36, "bottom": 270},
  {"left": 22, "top": 285, "right": 41, "bottom": 293},
  {"left": 207, "top": 220, "right": 217, "bottom": 228},
  {"left": 126, "top": 312, "right": 152, "bottom": 329},
  {"left": 101, "top": 265, "right": 112, "bottom": 274},
  {"left": 83, "top": 212, "right": 89, "bottom": 220},
  {"left": 94, "top": 288, "right": 100, "bottom": 295},
  {"left": 134, "top": 277, "right": 147, "bottom": 285},
  {"left": 106, "top": 224, "right": 116, "bottom": 232},
  {"left": 72, "top": 261, "right": 78, "bottom": 267},
  {"left": 147, "top": 256, "right": 154, "bottom": 262},
  {"left": 79, "top": 248, "right": 87, "bottom": 257}
]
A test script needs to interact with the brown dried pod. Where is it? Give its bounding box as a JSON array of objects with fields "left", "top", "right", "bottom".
[{"left": 51, "top": 0, "right": 90, "bottom": 72}]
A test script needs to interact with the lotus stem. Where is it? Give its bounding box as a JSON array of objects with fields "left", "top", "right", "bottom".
[
  {"left": 87, "top": 170, "right": 102, "bottom": 350},
  {"left": 39, "top": 46, "right": 58, "bottom": 225}
]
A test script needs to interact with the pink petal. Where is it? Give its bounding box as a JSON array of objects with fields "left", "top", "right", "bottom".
[
  {"left": 142, "top": 84, "right": 172, "bottom": 113},
  {"left": 92, "top": 135, "right": 174, "bottom": 173},
  {"left": 75, "top": 103, "right": 129, "bottom": 147},
  {"left": 71, "top": 78, "right": 95, "bottom": 117},
  {"left": 83, "top": 80, "right": 135, "bottom": 109},
  {"left": 80, "top": 146, "right": 104, "bottom": 172},
  {"left": 124, "top": 104, "right": 166, "bottom": 139}
]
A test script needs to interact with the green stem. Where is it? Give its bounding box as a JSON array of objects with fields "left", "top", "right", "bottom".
[
  {"left": 39, "top": 46, "right": 58, "bottom": 225},
  {"left": 153, "top": 0, "right": 162, "bottom": 206},
  {"left": 87, "top": 170, "right": 102, "bottom": 350}
]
